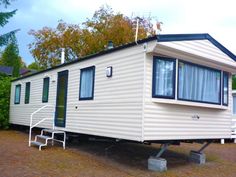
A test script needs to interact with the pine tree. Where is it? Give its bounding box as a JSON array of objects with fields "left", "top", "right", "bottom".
[
  {"left": 0, "top": 0, "right": 18, "bottom": 47},
  {"left": 1, "top": 41, "right": 21, "bottom": 77}
]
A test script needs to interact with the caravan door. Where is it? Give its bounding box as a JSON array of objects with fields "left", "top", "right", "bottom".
[{"left": 55, "top": 70, "right": 68, "bottom": 127}]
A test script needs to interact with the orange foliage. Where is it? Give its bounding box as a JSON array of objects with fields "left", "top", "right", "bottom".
[{"left": 29, "top": 5, "right": 155, "bottom": 69}]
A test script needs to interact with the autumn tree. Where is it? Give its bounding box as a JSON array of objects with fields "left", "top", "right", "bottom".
[
  {"left": 29, "top": 5, "right": 155, "bottom": 68},
  {"left": 29, "top": 22, "right": 82, "bottom": 69}
]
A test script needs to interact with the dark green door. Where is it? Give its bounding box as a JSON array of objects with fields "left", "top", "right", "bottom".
[{"left": 55, "top": 70, "right": 68, "bottom": 127}]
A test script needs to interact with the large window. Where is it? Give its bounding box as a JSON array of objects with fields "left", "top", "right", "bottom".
[
  {"left": 152, "top": 56, "right": 229, "bottom": 106},
  {"left": 178, "top": 61, "right": 221, "bottom": 104},
  {"left": 14, "top": 84, "right": 21, "bottom": 104},
  {"left": 223, "top": 72, "right": 229, "bottom": 105},
  {"left": 24, "top": 82, "right": 31, "bottom": 104},
  {"left": 152, "top": 57, "right": 176, "bottom": 98},
  {"left": 79, "top": 66, "right": 95, "bottom": 100},
  {"left": 42, "top": 77, "right": 50, "bottom": 103}
]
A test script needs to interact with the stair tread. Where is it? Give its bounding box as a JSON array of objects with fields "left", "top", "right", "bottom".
[
  {"left": 43, "top": 129, "right": 65, "bottom": 134},
  {"left": 37, "top": 135, "right": 52, "bottom": 139},
  {"left": 31, "top": 141, "right": 44, "bottom": 146}
]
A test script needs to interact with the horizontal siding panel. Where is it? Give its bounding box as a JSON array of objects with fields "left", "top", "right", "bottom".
[
  {"left": 160, "top": 40, "right": 233, "bottom": 63},
  {"left": 144, "top": 123, "right": 231, "bottom": 128},
  {"left": 143, "top": 53, "right": 233, "bottom": 141},
  {"left": 10, "top": 45, "right": 144, "bottom": 141}
]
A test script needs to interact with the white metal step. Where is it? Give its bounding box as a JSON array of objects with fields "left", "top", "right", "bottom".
[
  {"left": 31, "top": 141, "right": 44, "bottom": 146},
  {"left": 36, "top": 135, "right": 52, "bottom": 140},
  {"left": 43, "top": 129, "right": 65, "bottom": 134},
  {"left": 231, "top": 135, "right": 236, "bottom": 138}
]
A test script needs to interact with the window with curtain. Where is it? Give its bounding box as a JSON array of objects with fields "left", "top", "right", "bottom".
[
  {"left": 178, "top": 61, "right": 221, "bottom": 104},
  {"left": 223, "top": 72, "right": 229, "bottom": 105},
  {"left": 152, "top": 57, "right": 175, "bottom": 98},
  {"left": 233, "top": 96, "right": 236, "bottom": 114},
  {"left": 25, "top": 82, "right": 31, "bottom": 104},
  {"left": 79, "top": 66, "right": 95, "bottom": 100},
  {"left": 14, "top": 84, "right": 21, "bottom": 104},
  {"left": 42, "top": 77, "right": 50, "bottom": 103}
]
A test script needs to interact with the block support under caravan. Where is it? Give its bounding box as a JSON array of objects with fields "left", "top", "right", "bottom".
[
  {"left": 148, "top": 143, "right": 170, "bottom": 172},
  {"left": 189, "top": 141, "right": 212, "bottom": 164}
]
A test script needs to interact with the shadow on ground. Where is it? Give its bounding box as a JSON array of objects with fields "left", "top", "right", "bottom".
[{"left": 67, "top": 138, "right": 190, "bottom": 171}]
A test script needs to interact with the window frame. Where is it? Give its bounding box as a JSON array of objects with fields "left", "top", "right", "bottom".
[
  {"left": 24, "top": 82, "right": 31, "bottom": 104},
  {"left": 79, "top": 66, "right": 95, "bottom": 100},
  {"left": 152, "top": 56, "right": 176, "bottom": 99},
  {"left": 152, "top": 56, "right": 230, "bottom": 106},
  {"left": 177, "top": 60, "right": 221, "bottom": 105},
  {"left": 42, "top": 77, "right": 50, "bottom": 103},
  {"left": 14, "top": 84, "right": 21, "bottom": 104},
  {"left": 222, "top": 72, "right": 229, "bottom": 106}
]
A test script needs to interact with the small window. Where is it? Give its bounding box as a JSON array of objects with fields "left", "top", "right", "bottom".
[
  {"left": 152, "top": 57, "right": 176, "bottom": 98},
  {"left": 14, "top": 84, "right": 21, "bottom": 104},
  {"left": 223, "top": 72, "right": 229, "bottom": 106},
  {"left": 178, "top": 61, "right": 221, "bottom": 104},
  {"left": 42, "top": 77, "right": 50, "bottom": 103},
  {"left": 79, "top": 66, "right": 95, "bottom": 100},
  {"left": 25, "top": 82, "right": 30, "bottom": 104}
]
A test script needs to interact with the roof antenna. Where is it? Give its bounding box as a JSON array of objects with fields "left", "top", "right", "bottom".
[
  {"left": 154, "top": 21, "right": 163, "bottom": 35},
  {"left": 135, "top": 17, "right": 140, "bottom": 44}
]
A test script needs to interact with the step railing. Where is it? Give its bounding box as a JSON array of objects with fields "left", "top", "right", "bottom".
[{"left": 29, "top": 105, "right": 55, "bottom": 146}]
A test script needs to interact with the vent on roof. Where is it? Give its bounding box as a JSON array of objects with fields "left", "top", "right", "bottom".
[{"left": 107, "top": 41, "right": 114, "bottom": 49}]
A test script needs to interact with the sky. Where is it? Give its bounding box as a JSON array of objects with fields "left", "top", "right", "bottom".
[{"left": 2, "top": 0, "right": 236, "bottom": 65}]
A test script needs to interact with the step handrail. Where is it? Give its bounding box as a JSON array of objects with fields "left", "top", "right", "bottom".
[{"left": 29, "top": 105, "right": 55, "bottom": 146}]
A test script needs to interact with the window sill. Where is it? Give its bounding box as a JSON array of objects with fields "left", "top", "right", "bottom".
[{"left": 152, "top": 98, "right": 228, "bottom": 110}]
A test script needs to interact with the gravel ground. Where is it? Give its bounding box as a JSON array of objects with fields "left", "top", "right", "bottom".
[{"left": 0, "top": 130, "right": 235, "bottom": 177}]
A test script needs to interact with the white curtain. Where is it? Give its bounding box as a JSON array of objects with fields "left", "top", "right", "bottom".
[
  {"left": 233, "top": 96, "right": 236, "bottom": 114},
  {"left": 155, "top": 59, "right": 174, "bottom": 96},
  {"left": 15, "top": 85, "right": 21, "bottom": 103},
  {"left": 223, "top": 73, "right": 228, "bottom": 105},
  {"left": 80, "top": 69, "right": 93, "bottom": 98},
  {"left": 178, "top": 62, "right": 220, "bottom": 103}
]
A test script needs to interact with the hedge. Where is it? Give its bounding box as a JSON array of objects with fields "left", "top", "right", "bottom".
[{"left": 0, "top": 73, "right": 12, "bottom": 129}]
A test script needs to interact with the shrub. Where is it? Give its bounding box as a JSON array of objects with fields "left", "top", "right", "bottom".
[
  {"left": 233, "top": 75, "right": 236, "bottom": 90},
  {"left": 0, "top": 73, "right": 12, "bottom": 129}
]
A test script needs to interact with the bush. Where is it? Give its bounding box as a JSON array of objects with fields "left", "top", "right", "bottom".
[
  {"left": 0, "top": 73, "right": 12, "bottom": 129},
  {"left": 233, "top": 75, "right": 236, "bottom": 90}
]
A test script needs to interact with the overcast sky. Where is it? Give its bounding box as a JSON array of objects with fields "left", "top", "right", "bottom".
[{"left": 2, "top": 0, "right": 236, "bottom": 65}]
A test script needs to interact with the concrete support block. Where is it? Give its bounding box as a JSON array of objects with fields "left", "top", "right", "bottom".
[
  {"left": 148, "top": 156, "right": 167, "bottom": 172},
  {"left": 189, "top": 150, "right": 206, "bottom": 164}
]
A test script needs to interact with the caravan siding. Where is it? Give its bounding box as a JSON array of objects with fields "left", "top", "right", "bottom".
[
  {"left": 10, "top": 45, "right": 145, "bottom": 141},
  {"left": 143, "top": 49, "right": 232, "bottom": 141}
]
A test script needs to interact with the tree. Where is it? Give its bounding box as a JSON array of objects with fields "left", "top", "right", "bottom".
[
  {"left": 29, "top": 5, "right": 155, "bottom": 68},
  {"left": 1, "top": 41, "right": 21, "bottom": 77},
  {"left": 29, "top": 22, "right": 82, "bottom": 69},
  {"left": 0, "top": 0, "right": 18, "bottom": 47},
  {"left": 28, "top": 61, "right": 41, "bottom": 71},
  {"left": 0, "top": 73, "right": 11, "bottom": 129}
]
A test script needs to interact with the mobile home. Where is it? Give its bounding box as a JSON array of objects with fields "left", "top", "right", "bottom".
[{"left": 10, "top": 34, "right": 236, "bottom": 170}]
